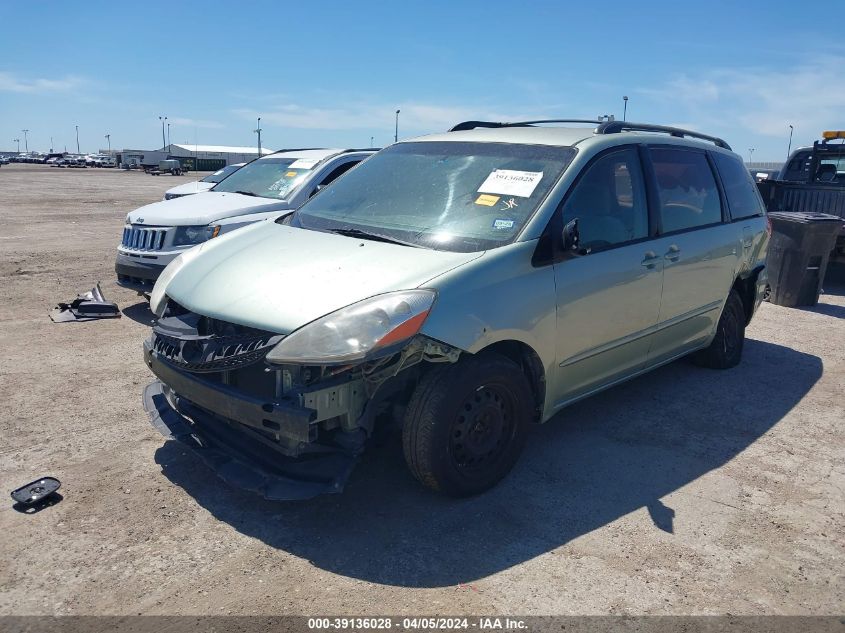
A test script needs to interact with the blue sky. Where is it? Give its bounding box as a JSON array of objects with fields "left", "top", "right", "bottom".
[{"left": 2, "top": 0, "right": 842, "bottom": 161}]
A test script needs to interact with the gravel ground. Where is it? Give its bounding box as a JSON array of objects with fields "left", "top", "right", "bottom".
[{"left": 0, "top": 163, "right": 842, "bottom": 616}]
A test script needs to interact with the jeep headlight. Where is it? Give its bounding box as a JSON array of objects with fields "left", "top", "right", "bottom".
[
  {"left": 149, "top": 247, "right": 204, "bottom": 317},
  {"left": 266, "top": 290, "right": 436, "bottom": 365},
  {"left": 172, "top": 225, "right": 219, "bottom": 246}
]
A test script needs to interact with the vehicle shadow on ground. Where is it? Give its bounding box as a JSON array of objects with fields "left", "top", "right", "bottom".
[
  {"left": 122, "top": 301, "right": 156, "bottom": 326},
  {"left": 155, "top": 338, "right": 822, "bottom": 588}
]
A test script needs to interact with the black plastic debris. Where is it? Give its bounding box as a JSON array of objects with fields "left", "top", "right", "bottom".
[
  {"left": 50, "top": 283, "right": 121, "bottom": 322},
  {"left": 11, "top": 476, "right": 62, "bottom": 513}
]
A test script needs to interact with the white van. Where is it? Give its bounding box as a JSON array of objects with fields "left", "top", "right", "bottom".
[
  {"left": 116, "top": 148, "right": 374, "bottom": 292},
  {"left": 163, "top": 163, "right": 246, "bottom": 200}
]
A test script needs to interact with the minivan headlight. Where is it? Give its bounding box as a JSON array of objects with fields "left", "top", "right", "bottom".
[{"left": 265, "top": 289, "right": 436, "bottom": 365}]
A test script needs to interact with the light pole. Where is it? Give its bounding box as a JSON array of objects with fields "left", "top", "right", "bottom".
[
  {"left": 75, "top": 125, "right": 80, "bottom": 153},
  {"left": 748, "top": 148, "right": 755, "bottom": 163},
  {"left": 105, "top": 134, "right": 111, "bottom": 155},
  {"left": 370, "top": 136, "right": 374, "bottom": 147},
  {"left": 786, "top": 125, "right": 794, "bottom": 161},
  {"left": 623, "top": 95, "right": 628, "bottom": 121},
  {"left": 254, "top": 117, "right": 262, "bottom": 157},
  {"left": 394, "top": 109, "right": 400, "bottom": 143},
  {"left": 167, "top": 123, "right": 171, "bottom": 151},
  {"left": 50, "top": 137, "right": 54, "bottom": 153},
  {"left": 159, "top": 116, "right": 167, "bottom": 150},
  {"left": 21, "top": 129, "right": 29, "bottom": 152},
  {"left": 13, "top": 138, "right": 20, "bottom": 152}
]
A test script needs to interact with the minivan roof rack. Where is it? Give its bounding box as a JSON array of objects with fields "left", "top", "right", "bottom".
[
  {"left": 448, "top": 119, "right": 732, "bottom": 151},
  {"left": 596, "top": 121, "right": 732, "bottom": 150},
  {"left": 449, "top": 119, "right": 603, "bottom": 132}
]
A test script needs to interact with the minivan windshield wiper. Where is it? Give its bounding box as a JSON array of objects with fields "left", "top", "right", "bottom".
[
  {"left": 327, "top": 227, "right": 420, "bottom": 248},
  {"left": 233, "top": 190, "right": 259, "bottom": 197}
]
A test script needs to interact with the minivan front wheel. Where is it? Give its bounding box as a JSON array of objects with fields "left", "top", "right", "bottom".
[
  {"left": 693, "top": 289, "right": 745, "bottom": 369},
  {"left": 402, "top": 353, "right": 532, "bottom": 496}
]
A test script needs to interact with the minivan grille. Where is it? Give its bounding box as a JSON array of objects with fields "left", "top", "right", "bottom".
[{"left": 122, "top": 225, "right": 169, "bottom": 250}]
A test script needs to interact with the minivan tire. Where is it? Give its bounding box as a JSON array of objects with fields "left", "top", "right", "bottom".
[
  {"left": 402, "top": 352, "right": 532, "bottom": 496},
  {"left": 692, "top": 289, "right": 745, "bottom": 369}
]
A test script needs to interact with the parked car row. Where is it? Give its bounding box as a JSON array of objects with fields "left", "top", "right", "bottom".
[
  {"left": 6, "top": 152, "right": 116, "bottom": 167},
  {"left": 130, "top": 121, "right": 769, "bottom": 501}
]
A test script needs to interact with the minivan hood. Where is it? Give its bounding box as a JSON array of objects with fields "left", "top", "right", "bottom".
[
  {"left": 164, "top": 222, "right": 483, "bottom": 334},
  {"left": 128, "top": 191, "right": 289, "bottom": 226}
]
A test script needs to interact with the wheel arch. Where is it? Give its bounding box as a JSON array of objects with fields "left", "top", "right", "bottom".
[
  {"left": 474, "top": 339, "right": 546, "bottom": 422},
  {"left": 732, "top": 264, "right": 764, "bottom": 325}
]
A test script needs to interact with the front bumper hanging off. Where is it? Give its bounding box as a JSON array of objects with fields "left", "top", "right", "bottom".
[{"left": 142, "top": 374, "right": 361, "bottom": 501}]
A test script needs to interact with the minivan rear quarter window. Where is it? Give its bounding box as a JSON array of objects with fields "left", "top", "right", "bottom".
[
  {"left": 712, "top": 152, "right": 765, "bottom": 220},
  {"left": 651, "top": 148, "right": 722, "bottom": 233}
]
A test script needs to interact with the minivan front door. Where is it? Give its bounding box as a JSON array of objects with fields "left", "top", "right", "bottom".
[{"left": 550, "top": 146, "right": 663, "bottom": 408}]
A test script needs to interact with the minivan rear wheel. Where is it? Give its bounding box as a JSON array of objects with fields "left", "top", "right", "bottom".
[
  {"left": 402, "top": 353, "right": 532, "bottom": 496},
  {"left": 692, "top": 289, "right": 745, "bottom": 369}
]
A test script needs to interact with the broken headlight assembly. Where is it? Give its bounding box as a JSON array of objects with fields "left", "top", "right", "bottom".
[
  {"left": 265, "top": 289, "right": 436, "bottom": 366},
  {"left": 172, "top": 224, "right": 221, "bottom": 246}
]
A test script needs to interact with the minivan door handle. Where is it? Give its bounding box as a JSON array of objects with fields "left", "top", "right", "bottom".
[
  {"left": 664, "top": 245, "right": 681, "bottom": 262},
  {"left": 641, "top": 251, "right": 661, "bottom": 268}
]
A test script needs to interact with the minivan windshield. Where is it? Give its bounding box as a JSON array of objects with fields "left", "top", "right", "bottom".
[
  {"left": 201, "top": 164, "right": 242, "bottom": 183},
  {"left": 290, "top": 142, "right": 576, "bottom": 252},
  {"left": 212, "top": 156, "right": 322, "bottom": 199}
]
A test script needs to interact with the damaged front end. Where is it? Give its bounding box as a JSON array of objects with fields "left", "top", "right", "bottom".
[{"left": 143, "top": 303, "right": 460, "bottom": 500}]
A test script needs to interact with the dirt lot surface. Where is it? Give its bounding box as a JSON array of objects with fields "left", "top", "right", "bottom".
[{"left": 0, "top": 163, "right": 843, "bottom": 616}]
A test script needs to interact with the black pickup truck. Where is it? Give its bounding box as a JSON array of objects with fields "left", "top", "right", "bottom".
[{"left": 757, "top": 131, "right": 845, "bottom": 257}]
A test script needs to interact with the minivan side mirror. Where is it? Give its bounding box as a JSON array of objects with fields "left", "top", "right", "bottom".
[{"left": 562, "top": 218, "right": 581, "bottom": 256}]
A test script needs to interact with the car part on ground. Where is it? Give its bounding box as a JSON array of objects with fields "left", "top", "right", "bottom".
[
  {"left": 143, "top": 120, "right": 769, "bottom": 498},
  {"left": 50, "top": 283, "right": 121, "bottom": 323},
  {"left": 766, "top": 212, "right": 841, "bottom": 307},
  {"left": 11, "top": 477, "right": 62, "bottom": 508}
]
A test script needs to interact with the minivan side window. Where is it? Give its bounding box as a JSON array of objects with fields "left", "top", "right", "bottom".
[
  {"left": 650, "top": 148, "right": 722, "bottom": 233},
  {"left": 712, "top": 152, "right": 765, "bottom": 220},
  {"left": 561, "top": 147, "right": 648, "bottom": 252}
]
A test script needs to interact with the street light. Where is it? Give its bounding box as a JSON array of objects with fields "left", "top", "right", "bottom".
[
  {"left": 159, "top": 116, "right": 167, "bottom": 150},
  {"left": 105, "top": 134, "right": 111, "bottom": 155},
  {"left": 623, "top": 95, "right": 629, "bottom": 122},
  {"left": 394, "top": 109, "right": 400, "bottom": 143},
  {"left": 50, "top": 137, "right": 54, "bottom": 153},
  {"left": 75, "top": 125, "right": 80, "bottom": 154},
  {"left": 254, "top": 117, "right": 262, "bottom": 157},
  {"left": 748, "top": 148, "right": 755, "bottom": 163},
  {"left": 786, "top": 125, "right": 794, "bottom": 161},
  {"left": 167, "top": 123, "right": 171, "bottom": 151},
  {"left": 13, "top": 138, "right": 20, "bottom": 152},
  {"left": 370, "top": 136, "right": 374, "bottom": 147},
  {"left": 21, "top": 129, "right": 29, "bottom": 152}
]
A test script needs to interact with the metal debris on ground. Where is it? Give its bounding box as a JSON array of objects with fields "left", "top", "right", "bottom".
[{"left": 50, "top": 283, "right": 121, "bottom": 322}]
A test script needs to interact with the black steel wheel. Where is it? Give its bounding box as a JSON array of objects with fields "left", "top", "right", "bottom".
[
  {"left": 403, "top": 352, "right": 533, "bottom": 496},
  {"left": 692, "top": 289, "right": 746, "bottom": 369}
]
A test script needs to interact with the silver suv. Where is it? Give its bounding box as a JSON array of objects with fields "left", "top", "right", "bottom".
[{"left": 143, "top": 120, "right": 769, "bottom": 499}]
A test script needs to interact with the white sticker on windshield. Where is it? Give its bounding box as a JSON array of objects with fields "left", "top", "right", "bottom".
[
  {"left": 288, "top": 158, "right": 320, "bottom": 170},
  {"left": 478, "top": 169, "right": 543, "bottom": 198}
]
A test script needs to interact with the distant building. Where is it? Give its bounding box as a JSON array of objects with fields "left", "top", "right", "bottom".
[{"left": 116, "top": 144, "right": 274, "bottom": 171}]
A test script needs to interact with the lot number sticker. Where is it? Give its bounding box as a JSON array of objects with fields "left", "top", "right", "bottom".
[
  {"left": 478, "top": 169, "right": 543, "bottom": 198},
  {"left": 288, "top": 158, "right": 320, "bottom": 170}
]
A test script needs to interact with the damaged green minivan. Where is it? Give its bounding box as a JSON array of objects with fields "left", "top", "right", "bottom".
[{"left": 143, "top": 120, "right": 769, "bottom": 500}]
